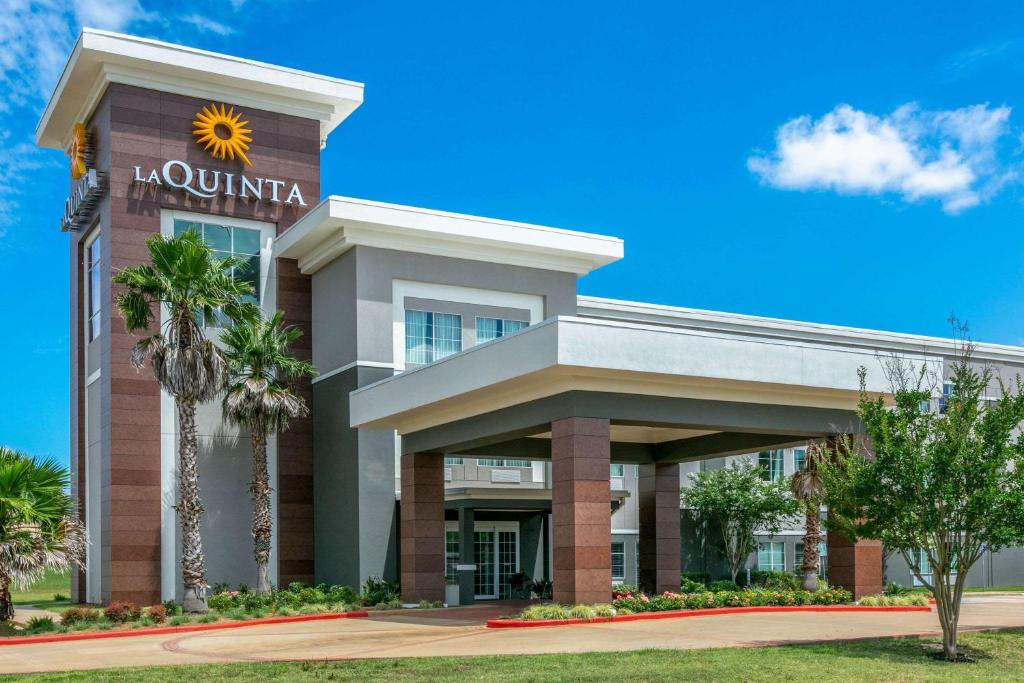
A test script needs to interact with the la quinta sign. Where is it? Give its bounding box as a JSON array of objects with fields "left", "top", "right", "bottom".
[{"left": 132, "top": 160, "right": 307, "bottom": 206}]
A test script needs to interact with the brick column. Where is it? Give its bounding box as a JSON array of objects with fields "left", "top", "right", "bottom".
[
  {"left": 638, "top": 463, "right": 681, "bottom": 594},
  {"left": 552, "top": 417, "right": 611, "bottom": 604},
  {"left": 400, "top": 452, "right": 445, "bottom": 603},
  {"left": 827, "top": 533, "right": 882, "bottom": 599}
]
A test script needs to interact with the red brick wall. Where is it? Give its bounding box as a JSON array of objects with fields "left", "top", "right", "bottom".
[{"left": 78, "top": 82, "right": 320, "bottom": 603}]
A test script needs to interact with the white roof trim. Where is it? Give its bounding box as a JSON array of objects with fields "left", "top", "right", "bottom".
[
  {"left": 577, "top": 295, "right": 1024, "bottom": 363},
  {"left": 274, "top": 195, "right": 624, "bottom": 275},
  {"left": 37, "top": 28, "right": 364, "bottom": 150}
]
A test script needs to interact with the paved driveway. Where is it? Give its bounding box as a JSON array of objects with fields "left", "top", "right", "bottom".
[{"left": 2, "top": 594, "right": 1024, "bottom": 675}]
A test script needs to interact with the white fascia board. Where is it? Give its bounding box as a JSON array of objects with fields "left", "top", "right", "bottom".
[
  {"left": 37, "top": 28, "right": 364, "bottom": 150},
  {"left": 578, "top": 295, "right": 1024, "bottom": 364},
  {"left": 274, "top": 195, "right": 624, "bottom": 275},
  {"left": 348, "top": 316, "right": 942, "bottom": 429}
]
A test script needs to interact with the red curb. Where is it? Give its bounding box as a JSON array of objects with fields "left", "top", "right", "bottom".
[
  {"left": 486, "top": 604, "right": 932, "bottom": 628},
  {"left": 0, "top": 610, "right": 370, "bottom": 646}
]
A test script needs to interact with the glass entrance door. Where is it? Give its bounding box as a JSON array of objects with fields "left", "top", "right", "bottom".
[{"left": 473, "top": 525, "right": 519, "bottom": 599}]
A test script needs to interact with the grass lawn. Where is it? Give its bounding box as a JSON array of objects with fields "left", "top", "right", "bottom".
[
  {"left": 10, "top": 569, "right": 71, "bottom": 605},
  {"left": 4, "top": 629, "right": 1024, "bottom": 682}
]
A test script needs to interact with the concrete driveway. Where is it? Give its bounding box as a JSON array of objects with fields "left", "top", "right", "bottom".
[{"left": 2, "top": 594, "right": 1023, "bottom": 675}]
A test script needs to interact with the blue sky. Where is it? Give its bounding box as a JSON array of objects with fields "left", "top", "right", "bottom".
[{"left": 3, "top": 1, "right": 1024, "bottom": 465}]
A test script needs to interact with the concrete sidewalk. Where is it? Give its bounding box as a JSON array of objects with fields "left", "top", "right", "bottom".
[{"left": 1, "top": 595, "right": 1023, "bottom": 675}]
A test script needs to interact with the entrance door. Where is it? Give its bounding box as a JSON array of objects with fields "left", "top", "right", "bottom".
[{"left": 472, "top": 524, "right": 519, "bottom": 599}]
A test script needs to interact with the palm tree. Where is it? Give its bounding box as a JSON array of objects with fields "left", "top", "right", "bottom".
[
  {"left": 113, "top": 231, "right": 257, "bottom": 612},
  {"left": 0, "top": 447, "right": 85, "bottom": 622},
  {"left": 791, "top": 444, "right": 826, "bottom": 591},
  {"left": 222, "top": 312, "right": 315, "bottom": 595}
]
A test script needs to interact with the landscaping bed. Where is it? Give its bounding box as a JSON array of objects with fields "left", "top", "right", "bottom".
[
  {"left": 490, "top": 583, "right": 931, "bottom": 628},
  {"left": 3, "top": 578, "right": 412, "bottom": 642}
]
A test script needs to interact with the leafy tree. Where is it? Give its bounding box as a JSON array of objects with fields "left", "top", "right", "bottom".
[
  {"left": 113, "top": 231, "right": 257, "bottom": 612},
  {"left": 0, "top": 447, "right": 85, "bottom": 621},
  {"left": 819, "top": 337, "right": 1024, "bottom": 662},
  {"left": 222, "top": 311, "right": 315, "bottom": 595},
  {"left": 790, "top": 446, "right": 825, "bottom": 591},
  {"left": 681, "top": 459, "right": 799, "bottom": 583}
]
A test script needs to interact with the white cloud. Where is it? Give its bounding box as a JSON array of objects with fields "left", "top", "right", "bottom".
[
  {"left": 181, "top": 13, "right": 235, "bottom": 36},
  {"left": 74, "top": 0, "right": 147, "bottom": 31},
  {"left": 748, "top": 103, "right": 1014, "bottom": 213}
]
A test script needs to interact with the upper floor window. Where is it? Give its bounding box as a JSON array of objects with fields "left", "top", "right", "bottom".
[
  {"left": 444, "top": 456, "right": 464, "bottom": 465},
  {"left": 476, "top": 317, "right": 529, "bottom": 344},
  {"left": 405, "top": 310, "right": 462, "bottom": 364},
  {"left": 793, "top": 448, "right": 807, "bottom": 472},
  {"left": 174, "top": 219, "right": 261, "bottom": 326},
  {"left": 759, "top": 450, "right": 784, "bottom": 482},
  {"left": 476, "top": 458, "right": 530, "bottom": 468},
  {"left": 86, "top": 236, "right": 101, "bottom": 341},
  {"left": 609, "top": 464, "right": 625, "bottom": 477}
]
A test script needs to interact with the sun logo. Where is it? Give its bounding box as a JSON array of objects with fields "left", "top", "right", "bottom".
[
  {"left": 192, "top": 103, "right": 253, "bottom": 167},
  {"left": 69, "top": 123, "right": 87, "bottom": 180}
]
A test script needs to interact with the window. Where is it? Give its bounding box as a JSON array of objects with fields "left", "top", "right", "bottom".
[
  {"left": 174, "top": 219, "right": 261, "bottom": 326},
  {"left": 86, "top": 236, "right": 101, "bottom": 341},
  {"left": 938, "top": 382, "right": 953, "bottom": 414},
  {"left": 476, "top": 317, "right": 529, "bottom": 344},
  {"left": 610, "top": 464, "right": 625, "bottom": 477},
  {"left": 793, "top": 448, "right": 807, "bottom": 472},
  {"left": 445, "top": 531, "right": 460, "bottom": 586},
  {"left": 759, "top": 450, "right": 784, "bottom": 481},
  {"left": 758, "top": 541, "right": 785, "bottom": 572},
  {"left": 476, "top": 458, "right": 530, "bottom": 468},
  {"left": 405, "top": 310, "right": 463, "bottom": 364},
  {"left": 611, "top": 542, "right": 626, "bottom": 582},
  {"left": 444, "top": 457, "right": 464, "bottom": 465}
]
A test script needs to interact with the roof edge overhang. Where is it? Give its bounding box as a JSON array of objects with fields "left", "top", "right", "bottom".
[
  {"left": 273, "top": 195, "right": 624, "bottom": 275},
  {"left": 37, "top": 28, "right": 364, "bottom": 151},
  {"left": 348, "top": 316, "right": 940, "bottom": 434}
]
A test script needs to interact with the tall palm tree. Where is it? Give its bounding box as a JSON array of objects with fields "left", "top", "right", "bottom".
[
  {"left": 113, "top": 231, "right": 257, "bottom": 612},
  {"left": 791, "top": 444, "right": 826, "bottom": 591},
  {"left": 0, "top": 447, "right": 85, "bottom": 622},
  {"left": 222, "top": 312, "right": 315, "bottom": 595}
]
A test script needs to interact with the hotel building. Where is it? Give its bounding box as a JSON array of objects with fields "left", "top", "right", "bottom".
[{"left": 39, "top": 29, "right": 1024, "bottom": 607}]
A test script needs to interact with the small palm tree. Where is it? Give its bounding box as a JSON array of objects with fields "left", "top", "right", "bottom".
[
  {"left": 113, "top": 231, "right": 257, "bottom": 612},
  {"left": 0, "top": 447, "right": 85, "bottom": 622},
  {"left": 791, "top": 444, "right": 826, "bottom": 591},
  {"left": 222, "top": 312, "right": 315, "bottom": 595}
]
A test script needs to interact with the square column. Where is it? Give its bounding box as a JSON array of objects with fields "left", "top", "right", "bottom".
[
  {"left": 638, "top": 463, "right": 681, "bottom": 594},
  {"left": 551, "top": 417, "right": 611, "bottom": 605},
  {"left": 827, "top": 532, "right": 882, "bottom": 599},
  {"left": 400, "top": 452, "right": 445, "bottom": 603},
  {"left": 457, "top": 506, "right": 475, "bottom": 606}
]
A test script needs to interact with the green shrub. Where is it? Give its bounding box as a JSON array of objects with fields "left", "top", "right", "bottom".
[
  {"left": 884, "top": 582, "right": 910, "bottom": 596},
  {"left": 326, "top": 585, "right": 358, "bottom": 604},
  {"left": 168, "top": 615, "right": 190, "bottom": 626},
  {"left": 207, "top": 592, "right": 236, "bottom": 612},
  {"left": 198, "top": 614, "right": 218, "bottom": 624},
  {"left": 708, "top": 580, "right": 740, "bottom": 592},
  {"left": 859, "top": 593, "right": 928, "bottom": 607},
  {"left": 362, "top": 576, "right": 400, "bottom": 605},
  {"left": 163, "top": 600, "right": 183, "bottom": 617},
  {"left": 681, "top": 571, "right": 711, "bottom": 585},
  {"left": 103, "top": 602, "right": 142, "bottom": 623},
  {"left": 373, "top": 598, "right": 403, "bottom": 610},
  {"left": 298, "top": 603, "right": 330, "bottom": 615},
  {"left": 679, "top": 577, "right": 706, "bottom": 593},
  {"left": 61, "top": 607, "right": 101, "bottom": 625},
  {"left": 594, "top": 604, "right": 615, "bottom": 617},
  {"left": 25, "top": 616, "right": 56, "bottom": 633},
  {"left": 224, "top": 607, "right": 249, "bottom": 621},
  {"left": 275, "top": 606, "right": 297, "bottom": 617},
  {"left": 567, "top": 604, "right": 597, "bottom": 620},
  {"left": 520, "top": 604, "right": 570, "bottom": 620},
  {"left": 295, "top": 587, "right": 327, "bottom": 606},
  {"left": 52, "top": 593, "right": 69, "bottom": 602},
  {"left": 418, "top": 599, "right": 442, "bottom": 609}
]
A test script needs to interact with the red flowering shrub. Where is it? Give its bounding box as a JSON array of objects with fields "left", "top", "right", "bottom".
[
  {"left": 146, "top": 604, "right": 167, "bottom": 623},
  {"left": 104, "top": 602, "right": 142, "bottom": 623}
]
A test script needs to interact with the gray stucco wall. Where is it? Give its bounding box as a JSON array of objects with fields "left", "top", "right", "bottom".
[
  {"left": 313, "top": 365, "right": 398, "bottom": 588},
  {"left": 885, "top": 548, "right": 1024, "bottom": 589},
  {"left": 310, "top": 244, "right": 580, "bottom": 588}
]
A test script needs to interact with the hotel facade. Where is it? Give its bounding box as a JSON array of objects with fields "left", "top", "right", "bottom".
[{"left": 40, "top": 30, "right": 1024, "bottom": 607}]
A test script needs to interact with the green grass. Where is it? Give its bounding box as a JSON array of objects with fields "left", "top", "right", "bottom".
[
  {"left": 964, "top": 585, "right": 1024, "bottom": 593},
  {"left": 4, "top": 629, "right": 1024, "bottom": 682},
  {"left": 10, "top": 569, "right": 71, "bottom": 605}
]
